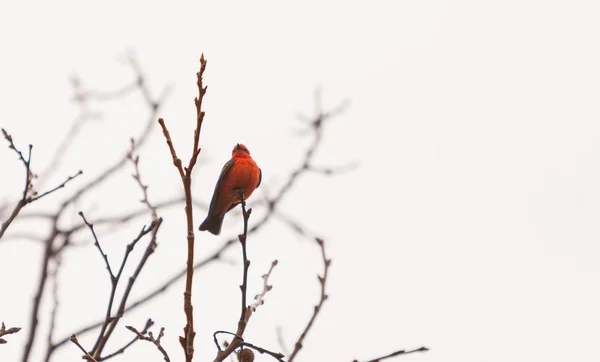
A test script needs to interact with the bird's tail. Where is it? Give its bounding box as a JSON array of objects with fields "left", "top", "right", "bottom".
[{"left": 199, "top": 215, "right": 224, "bottom": 235}]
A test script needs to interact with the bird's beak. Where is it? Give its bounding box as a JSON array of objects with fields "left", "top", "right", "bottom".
[{"left": 236, "top": 143, "right": 241, "bottom": 150}]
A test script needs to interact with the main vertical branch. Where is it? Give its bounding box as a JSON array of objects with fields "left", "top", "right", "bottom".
[{"left": 158, "top": 54, "right": 207, "bottom": 362}]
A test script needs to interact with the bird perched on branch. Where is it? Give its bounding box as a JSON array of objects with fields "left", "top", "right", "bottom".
[{"left": 199, "top": 143, "right": 262, "bottom": 235}]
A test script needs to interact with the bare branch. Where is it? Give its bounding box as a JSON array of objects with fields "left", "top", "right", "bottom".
[
  {"left": 351, "top": 346, "right": 429, "bottom": 362},
  {"left": 91, "top": 218, "right": 163, "bottom": 359},
  {"left": 0, "top": 129, "right": 33, "bottom": 240},
  {"left": 31, "top": 170, "right": 83, "bottom": 202},
  {"left": 213, "top": 192, "right": 284, "bottom": 362},
  {"left": 212, "top": 191, "right": 252, "bottom": 362},
  {"left": 79, "top": 212, "right": 115, "bottom": 279},
  {"left": 250, "top": 260, "right": 278, "bottom": 311},
  {"left": 127, "top": 139, "right": 158, "bottom": 221},
  {"left": 22, "top": 61, "right": 171, "bottom": 362},
  {"left": 159, "top": 54, "right": 207, "bottom": 362},
  {"left": 69, "top": 334, "right": 97, "bottom": 362},
  {"left": 0, "top": 128, "right": 81, "bottom": 241},
  {"left": 125, "top": 324, "right": 170, "bottom": 362},
  {"left": 0, "top": 322, "right": 22, "bottom": 344},
  {"left": 237, "top": 189, "right": 252, "bottom": 330},
  {"left": 287, "top": 237, "right": 331, "bottom": 362},
  {"left": 241, "top": 342, "right": 285, "bottom": 361},
  {"left": 99, "top": 319, "right": 154, "bottom": 361},
  {"left": 157, "top": 119, "right": 185, "bottom": 178}
]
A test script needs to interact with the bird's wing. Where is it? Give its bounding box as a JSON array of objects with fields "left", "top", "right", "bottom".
[
  {"left": 257, "top": 167, "right": 262, "bottom": 189},
  {"left": 207, "top": 158, "right": 236, "bottom": 215}
]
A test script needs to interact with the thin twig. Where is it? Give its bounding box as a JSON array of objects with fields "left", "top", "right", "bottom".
[
  {"left": 91, "top": 219, "right": 163, "bottom": 359},
  {"left": 250, "top": 260, "right": 278, "bottom": 311},
  {"left": 80, "top": 212, "right": 114, "bottom": 278},
  {"left": 99, "top": 318, "right": 154, "bottom": 361},
  {"left": 31, "top": 170, "right": 83, "bottom": 202},
  {"left": 69, "top": 334, "right": 97, "bottom": 362},
  {"left": 90, "top": 145, "right": 162, "bottom": 357},
  {"left": 242, "top": 341, "right": 285, "bottom": 361},
  {"left": 126, "top": 325, "right": 170, "bottom": 362},
  {"left": 213, "top": 191, "right": 282, "bottom": 362},
  {"left": 127, "top": 139, "right": 158, "bottom": 222},
  {"left": 0, "top": 322, "right": 22, "bottom": 344},
  {"left": 158, "top": 54, "right": 207, "bottom": 362},
  {"left": 0, "top": 129, "right": 83, "bottom": 241},
  {"left": 0, "top": 129, "right": 33, "bottom": 240},
  {"left": 212, "top": 190, "right": 252, "bottom": 362},
  {"left": 237, "top": 189, "right": 252, "bottom": 331},
  {"left": 351, "top": 346, "right": 429, "bottom": 362},
  {"left": 287, "top": 238, "right": 331, "bottom": 362}
]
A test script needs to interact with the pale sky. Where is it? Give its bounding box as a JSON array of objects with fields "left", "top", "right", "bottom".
[{"left": 1, "top": 1, "right": 600, "bottom": 362}]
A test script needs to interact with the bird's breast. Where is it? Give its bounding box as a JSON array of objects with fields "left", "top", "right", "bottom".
[{"left": 223, "top": 158, "right": 260, "bottom": 199}]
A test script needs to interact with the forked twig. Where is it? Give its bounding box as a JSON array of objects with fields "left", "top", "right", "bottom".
[
  {"left": 0, "top": 129, "right": 82, "bottom": 240},
  {"left": 99, "top": 319, "right": 154, "bottom": 361},
  {"left": 0, "top": 322, "right": 22, "bottom": 344},
  {"left": 287, "top": 238, "right": 331, "bottom": 362},
  {"left": 126, "top": 324, "right": 170, "bottom": 362}
]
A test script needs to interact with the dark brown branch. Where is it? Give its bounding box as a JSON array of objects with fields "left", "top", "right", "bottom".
[
  {"left": 80, "top": 212, "right": 114, "bottom": 278},
  {"left": 213, "top": 191, "right": 282, "bottom": 362},
  {"left": 237, "top": 190, "right": 251, "bottom": 330},
  {"left": 91, "top": 218, "right": 163, "bottom": 359},
  {"left": 69, "top": 334, "right": 97, "bottom": 362},
  {"left": 22, "top": 65, "right": 170, "bottom": 362},
  {"left": 126, "top": 325, "right": 170, "bottom": 362},
  {"left": 99, "top": 319, "right": 154, "bottom": 361},
  {"left": 287, "top": 238, "right": 331, "bottom": 362},
  {"left": 352, "top": 346, "right": 429, "bottom": 362},
  {"left": 90, "top": 146, "right": 162, "bottom": 357},
  {"left": 159, "top": 54, "right": 207, "bottom": 362},
  {"left": 213, "top": 191, "right": 252, "bottom": 362},
  {"left": 0, "top": 322, "right": 22, "bottom": 344},
  {"left": 52, "top": 242, "right": 225, "bottom": 350}
]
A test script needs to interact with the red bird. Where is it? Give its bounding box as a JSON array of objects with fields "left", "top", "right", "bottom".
[{"left": 199, "top": 143, "right": 262, "bottom": 235}]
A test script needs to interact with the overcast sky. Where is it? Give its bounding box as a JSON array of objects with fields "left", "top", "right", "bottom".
[{"left": 1, "top": 1, "right": 600, "bottom": 362}]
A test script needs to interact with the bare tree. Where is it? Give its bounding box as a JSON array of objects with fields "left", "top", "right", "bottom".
[{"left": 0, "top": 53, "right": 427, "bottom": 362}]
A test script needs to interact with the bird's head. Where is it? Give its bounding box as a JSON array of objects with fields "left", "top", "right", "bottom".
[{"left": 232, "top": 143, "right": 251, "bottom": 158}]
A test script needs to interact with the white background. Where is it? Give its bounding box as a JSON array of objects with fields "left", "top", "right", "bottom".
[{"left": 1, "top": 1, "right": 600, "bottom": 361}]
